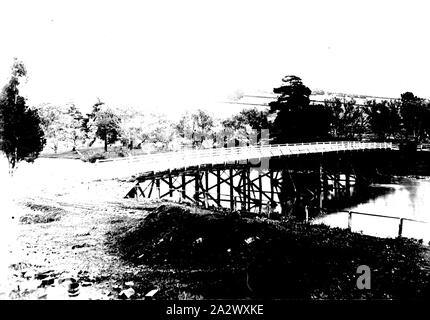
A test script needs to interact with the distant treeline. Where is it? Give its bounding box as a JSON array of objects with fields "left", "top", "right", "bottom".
[
  {"left": 36, "top": 84, "right": 430, "bottom": 154},
  {"left": 36, "top": 101, "right": 269, "bottom": 154},
  {"left": 6, "top": 59, "right": 429, "bottom": 173},
  {"left": 268, "top": 75, "right": 430, "bottom": 144},
  {"left": 8, "top": 69, "right": 430, "bottom": 159}
]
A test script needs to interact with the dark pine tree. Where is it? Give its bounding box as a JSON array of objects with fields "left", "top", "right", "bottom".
[{"left": 268, "top": 75, "right": 331, "bottom": 143}]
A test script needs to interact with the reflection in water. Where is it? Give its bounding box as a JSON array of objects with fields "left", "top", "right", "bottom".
[{"left": 314, "top": 177, "right": 430, "bottom": 243}]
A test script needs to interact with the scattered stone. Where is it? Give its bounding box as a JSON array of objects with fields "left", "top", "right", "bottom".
[
  {"left": 244, "top": 237, "right": 255, "bottom": 245},
  {"left": 119, "top": 288, "right": 135, "bottom": 299},
  {"left": 37, "top": 292, "right": 48, "bottom": 300},
  {"left": 87, "top": 275, "right": 96, "bottom": 282},
  {"left": 58, "top": 277, "right": 77, "bottom": 286},
  {"left": 145, "top": 288, "right": 159, "bottom": 300},
  {"left": 68, "top": 282, "right": 80, "bottom": 297},
  {"left": 76, "top": 232, "right": 90, "bottom": 237},
  {"left": 72, "top": 243, "right": 90, "bottom": 250},
  {"left": 112, "top": 284, "right": 121, "bottom": 291},
  {"left": 35, "top": 270, "right": 55, "bottom": 280},
  {"left": 125, "top": 281, "right": 134, "bottom": 287},
  {"left": 41, "top": 277, "right": 55, "bottom": 287}
]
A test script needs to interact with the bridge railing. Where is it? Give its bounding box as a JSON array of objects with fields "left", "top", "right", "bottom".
[
  {"left": 92, "top": 141, "right": 394, "bottom": 179},
  {"left": 97, "top": 141, "right": 393, "bottom": 164}
]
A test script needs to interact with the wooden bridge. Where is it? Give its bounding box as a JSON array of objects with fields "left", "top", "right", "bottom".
[
  {"left": 95, "top": 141, "right": 395, "bottom": 179},
  {"left": 93, "top": 141, "right": 396, "bottom": 216}
]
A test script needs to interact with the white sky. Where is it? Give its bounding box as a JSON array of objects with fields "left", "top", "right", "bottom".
[{"left": 1, "top": 0, "right": 430, "bottom": 116}]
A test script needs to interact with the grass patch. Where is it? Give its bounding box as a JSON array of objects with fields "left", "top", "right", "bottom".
[
  {"left": 41, "top": 146, "right": 134, "bottom": 162},
  {"left": 19, "top": 202, "right": 67, "bottom": 224}
]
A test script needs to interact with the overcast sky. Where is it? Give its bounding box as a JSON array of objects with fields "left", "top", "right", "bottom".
[{"left": 1, "top": 0, "right": 429, "bottom": 116}]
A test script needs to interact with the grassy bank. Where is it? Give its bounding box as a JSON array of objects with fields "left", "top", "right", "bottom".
[
  {"left": 40, "top": 146, "right": 142, "bottom": 162},
  {"left": 108, "top": 203, "right": 430, "bottom": 300}
]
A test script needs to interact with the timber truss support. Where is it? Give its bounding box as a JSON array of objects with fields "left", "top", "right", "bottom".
[
  {"left": 125, "top": 158, "right": 359, "bottom": 218},
  {"left": 125, "top": 164, "right": 285, "bottom": 213}
]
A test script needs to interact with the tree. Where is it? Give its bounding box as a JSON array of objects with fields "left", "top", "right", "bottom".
[
  {"left": 37, "top": 103, "right": 65, "bottom": 153},
  {"left": 116, "top": 107, "right": 144, "bottom": 149},
  {"left": 399, "top": 92, "right": 428, "bottom": 142},
  {"left": 64, "top": 103, "right": 85, "bottom": 150},
  {"left": 175, "top": 109, "right": 214, "bottom": 148},
  {"left": 268, "top": 75, "right": 331, "bottom": 143},
  {"left": 364, "top": 100, "right": 401, "bottom": 140},
  {"left": 325, "top": 98, "right": 367, "bottom": 139},
  {"left": 94, "top": 109, "right": 121, "bottom": 152},
  {"left": 222, "top": 108, "right": 270, "bottom": 146},
  {"left": 81, "top": 99, "right": 122, "bottom": 151},
  {"left": 222, "top": 108, "right": 269, "bottom": 131},
  {"left": 139, "top": 115, "right": 175, "bottom": 148},
  {"left": 82, "top": 98, "right": 106, "bottom": 147},
  {"left": 0, "top": 58, "right": 46, "bottom": 173},
  {"left": 37, "top": 102, "right": 86, "bottom": 152}
]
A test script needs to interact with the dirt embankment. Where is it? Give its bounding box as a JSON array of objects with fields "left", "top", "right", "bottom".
[
  {"left": 5, "top": 188, "right": 430, "bottom": 300},
  {"left": 108, "top": 203, "right": 430, "bottom": 300}
]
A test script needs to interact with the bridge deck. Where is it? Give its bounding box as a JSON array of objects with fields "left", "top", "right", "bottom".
[{"left": 94, "top": 141, "right": 395, "bottom": 180}]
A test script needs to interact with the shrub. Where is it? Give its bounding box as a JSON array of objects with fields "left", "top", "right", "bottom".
[{"left": 87, "top": 152, "right": 106, "bottom": 163}]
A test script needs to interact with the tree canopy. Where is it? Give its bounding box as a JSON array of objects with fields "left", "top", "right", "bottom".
[
  {"left": 0, "top": 58, "right": 46, "bottom": 173},
  {"left": 325, "top": 98, "right": 367, "bottom": 140},
  {"left": 175, "top": 109, "right": 215, "bottom": 148},
  {"left": 398, "top": 92, "right": 430, "bottom": 142},
  {"left": 364, "top": 100, "right": 401, "bottom": 141},
  {"left": 221, "top": 108, "right": 270, "bottom": 146},
  {"left": 269, "top": 75, "right": 331, "bottom": 143},
  {"left": 94, "top": 109, "right": 121, "bottom": 152}
]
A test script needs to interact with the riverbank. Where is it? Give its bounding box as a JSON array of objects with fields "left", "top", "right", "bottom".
[
  {"left": 2, "top": 156, "right": 430, "bottom": 300},
  {"left": 4, "top": 194, "right": 429, "bottom": 300},
  {"left": 108, "top": 203, "right": 430, "bottom": 299}
]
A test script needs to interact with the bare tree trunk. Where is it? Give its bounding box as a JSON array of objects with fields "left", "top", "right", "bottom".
[{"left": 88, "top": 137, "right": 97, "bottom": 147}]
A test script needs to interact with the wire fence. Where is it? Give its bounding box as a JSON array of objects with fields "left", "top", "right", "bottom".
[{"left": 338, "top": 210, "right": 428, "bottom": 238}]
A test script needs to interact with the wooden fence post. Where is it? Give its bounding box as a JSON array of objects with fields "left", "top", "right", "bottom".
[
  {"left": 398, "top": 218, "right": 404, "bottom": 238},
  {"left": 348, "top": 211, "right": 352, "bottom": 230}
]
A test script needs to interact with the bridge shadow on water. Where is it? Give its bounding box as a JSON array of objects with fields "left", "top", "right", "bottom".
[{"left": 320, "top": 184, "right": 396, "bottom": 216}]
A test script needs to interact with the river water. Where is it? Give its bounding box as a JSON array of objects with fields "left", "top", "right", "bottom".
[
  {"left": 3, "top": 157, "right": 430, "bottom": 247},
  {"left": 313, "top": 177, "right": 430, "bottom": 243}
]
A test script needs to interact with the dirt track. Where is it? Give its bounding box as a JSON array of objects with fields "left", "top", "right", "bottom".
[{"left": 0, "top": 156, "right": 175, "bottom": 300}]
